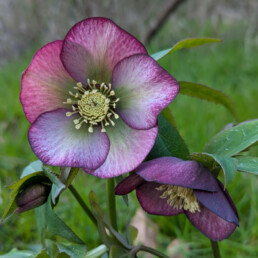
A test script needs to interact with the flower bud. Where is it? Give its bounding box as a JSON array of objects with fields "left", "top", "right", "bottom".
[{"left": 15, "top": 183, "right": 51, "bottom": 213}]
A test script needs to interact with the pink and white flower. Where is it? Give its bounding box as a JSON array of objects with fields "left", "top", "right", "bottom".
[{"left": 20, "top": 18, "right": 179, "bottom": 178}]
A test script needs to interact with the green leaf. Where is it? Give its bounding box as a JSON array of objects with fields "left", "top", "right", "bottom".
[
  {"left": 234, "top": 156, "right": 258, "bottom": 175},
  {"left": 34, "top": 195, "right": 84, "bottom": 244},
  {"left": 190, "top": 152, "right": 216, "bottom": 169},
  {"left": 85, "top": 245, "right": 108, "bottom": 258},
  {"left": 204, "top": 120, "right": 258, "bottom": 156},
  {"left": 43, "top": 166, "right": 66, "bottom": 205},
  {"left": 193, "top": 152, "right": 237, "bottom": 185},
  {"left": 35, "top": 250, "right": 50, "bottom": 258},
  {"left": 179, "top": 81, "right": 238, "bottom": 120},
  {"left": 21, "top": 160, "right": 43, "bottom": 178},
  {"left": 161, "top": 107, "right": 177, "bottom": 128},
  {"left": 151, "top": 37, "right": 221, "bottom": 60},
  {"left": 148, "top": 114, "right": 189, "bottom": 160},
  {"left": 109, "top": 245, "right": 130, "bottom": 258},
  {"left": 1, "top": 171, "right": 49, "bottom": 221},
  {"left": 0, "top": 249, "right": 34, "bottom": 258},
  {"left": 59, "top": 167, "right": 79, "bottom": 188},
  {"left": 55, "top": 243, "right": 87, "bottom": 258},
  {"left": 88, "top": 191, "right": 132, "bottom": 249},
  {"left": 126, "top": 225, "right": 138, "bottom": 245}
]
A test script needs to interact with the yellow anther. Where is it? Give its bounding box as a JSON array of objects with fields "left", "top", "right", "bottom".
[
  {"left": 64, "top": 79, "right": 120, "bottom": 132},
  {"left": 75, "top": 124, "right": 81, "bottom": 130},
  {"left": 156, "top": 185, "right": 200, "bottom": 213},
  {"left": 88, "top": 125, "right": 93, "bottom": 133}
]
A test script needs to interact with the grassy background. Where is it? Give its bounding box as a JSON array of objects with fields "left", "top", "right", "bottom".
[{"left": 0, "top": 22, "right": 257, "bottom": 257}]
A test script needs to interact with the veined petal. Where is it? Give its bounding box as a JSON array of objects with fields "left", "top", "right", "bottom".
[
  {"left": 20, "top": 40, "right": 75, "bottom": 124},
  {"left": 61, "top": 17, "right": 147, "bottom": 83},
  {"left": 135, "top": 157, "right": 219, "bottom": 191},
  {"left": 185, "top": 203, "right": 237, "bottom": 241},
  {"left": 115, "top": 173, "right": 145, "bottom": 195},
  {"left": 112, "top": 54, "right": 179, "bottom": 130},
  {"left": 194, "top": 181, "right": 239, "bottom": 225},
  {"left": 28, "top": 109, "right": 110, "bottom": 169},
  {"left": 136, "top": 182, "right": 184, "bottom": 215},
  {"left": 86, "top": 119, "right": 158, "bottom": 178}
]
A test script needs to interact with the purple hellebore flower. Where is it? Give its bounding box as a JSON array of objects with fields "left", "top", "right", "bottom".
[
  {"left": 115, "top": 157, "right": 239, "bottom": 241},
  {"left": 20, "top": 18, "right": 179, "bottom": 178}
]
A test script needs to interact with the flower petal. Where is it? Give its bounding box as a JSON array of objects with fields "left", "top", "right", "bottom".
[
  {"left": 61, "top": 17, "right": 147, "bottom": 83},
  {"left": 86, "top": 119, "right": 158, "bottom": 178},
  {"left": 135, "top": 157, "right": 219, "bottom": 191},
  {"left": 217, "top": 180, "right": 239, "bottom": 219},
  {"left": 115, "top": 174, "right": 145, "bottom": 195},
  {"left": 28, "top": 109, "right": 110, "bottom": 169},
  {"left": 185, "top": 203, "right": 237, "bottom": 241},
  {"left": 20, "top": 40, "right": 75, "bottom": 124},
  {"left": 112, "top": 54, "right": 179, "bottom": 130},
  {"left": 136, "top": 182, "right": 184, "bottom": 215},
  {"left": 194, "top": 182, "right": 239, "bottom": 225}
]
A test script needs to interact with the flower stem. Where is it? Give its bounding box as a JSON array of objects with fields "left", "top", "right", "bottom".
[
  {"left": 131, "top": 245, "right": 169, "bottom": 258},
  {"left": 107, "top": 178, "right": 118, "bottom": 231},
  {"left": 210, "top": 240, "right": 221, "bottom": 258},
  {"left": 69, "top": 184, "right": 97, "bottom": 227}
]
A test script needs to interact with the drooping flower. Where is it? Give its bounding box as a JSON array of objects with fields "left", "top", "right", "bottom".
[
  {"left": 20, "top": 18, "right": 179, "bottom": 178},
  {"left": 115, "top": 157, "right": 239, "bottom": 241}
]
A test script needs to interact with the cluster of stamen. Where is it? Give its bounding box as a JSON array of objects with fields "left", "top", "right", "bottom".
[
  {"left": 156, "top": 185, "right": 200, "bottom": 213},
  {"left": 63, "top": 79, "right": 120, "bottom": 133}
]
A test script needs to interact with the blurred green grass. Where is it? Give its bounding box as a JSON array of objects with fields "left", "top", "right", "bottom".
[{"left": 0, "top": 29, "right": 258, "bottom": 257}]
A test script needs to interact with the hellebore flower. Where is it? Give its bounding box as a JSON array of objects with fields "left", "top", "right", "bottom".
[
  {"left": 115, "top": 157, "right": 239, "bottom": 241},
  {"left": 20, "top": 18, "right": 179, "bottom": 178},
  {"left": 15, "top": 183, "right": 51, "bottom": 213}
]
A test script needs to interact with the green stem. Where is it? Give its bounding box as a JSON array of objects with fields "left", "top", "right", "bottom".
[
  {"left": 107, "top": 178, "right": 118, "bottom": 231},
  {"left": 210, "top": 240, "right": 221, "bottom": 258},
  {"left": 69, "top": 184, "right": 97, "bottom": 227},
  {"left": 131, "top": 245, "right": 169, "bottom": 258}
]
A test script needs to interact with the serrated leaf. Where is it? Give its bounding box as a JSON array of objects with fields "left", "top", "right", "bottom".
[
  {"left": 1, "top": 172, "right": 49, "bottom": 221},
  {"left": 195, "top": 152, "right": 237, "bottom": 185},
  {"left": 148, "top": 114, "right": 189, "bottom": 160},
  {"left": 21, "top": 160, "right": 43, "bottom": 178},
  {"left": 151, "top": 37, "right": 221, "bottom": 60},
  {"left": 85, "top": 245, "right": 108, "bottom": 258},
  {"left": 234, "top": 156, "right": 258, "bottom": 175},
  {"left": 43, "top": 166, "right": 66, "bottom": 205},
  {"left": 204, "top": 120, "right": 258, "bottom": 156},
  {"left": 179, "top": 81, "right": 238, "bottom": 120},
  {"left": 34, "top": 195, "right": 84, "bottom": 244},
  {"left": 126, "top": 225, "right": 138, "bottom": 245}
]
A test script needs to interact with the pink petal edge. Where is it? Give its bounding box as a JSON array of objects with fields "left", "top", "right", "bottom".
[
  {"left": 28, "top": 109, "right": 110, "bottom": 170},
  {"left": 112, "top": 54, "right": 179, "bottom": 130},
  {"left": 61, "top": 17, "right": 147, "bottom": 84},
  {"left": 85, "top": 119, "right": 158, "bottom": 178},
  {"left": 20, "top": 40, "right": 75, "bottom": 124}
]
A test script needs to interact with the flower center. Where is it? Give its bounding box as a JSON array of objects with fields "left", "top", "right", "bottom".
[
  {"left": 63, "top": 79, "right": 120, "bottom": 133},
  {"left": 156, "top": 185, "right": 200, "bottom": 213}
]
